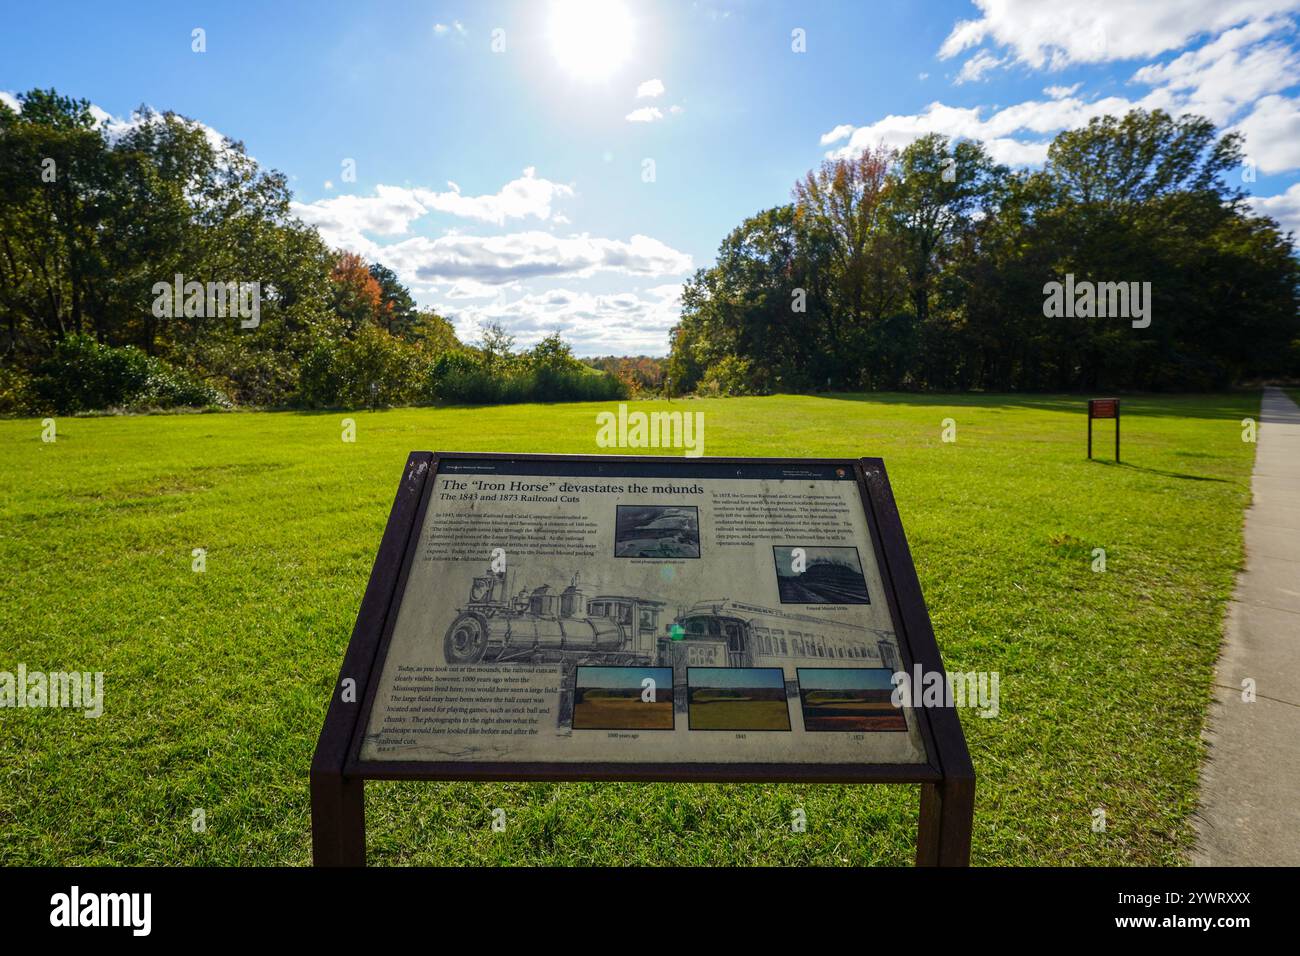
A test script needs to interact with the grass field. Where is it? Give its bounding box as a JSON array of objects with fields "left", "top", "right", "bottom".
[
  {"left": 0, "top": 392, "right": 1258, "bottom": 865},
  {"left": 572, "top": 696, "right": 675, "bottom": 730},
  {"left": 688, "top": 698, "right": 794, "bottom": 731}
]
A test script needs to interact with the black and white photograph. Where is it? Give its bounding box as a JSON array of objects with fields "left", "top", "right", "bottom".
[
  {"left": 614, "top": 504, "right": 701, "bottom": 558},
  {"left": 773, "top": 546, "right": 870, "bottom": 604}
]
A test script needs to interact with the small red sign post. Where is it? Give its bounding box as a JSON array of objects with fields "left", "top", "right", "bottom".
[{"left": 1088, "top": 398, "right": 1120, "bottom": 462}]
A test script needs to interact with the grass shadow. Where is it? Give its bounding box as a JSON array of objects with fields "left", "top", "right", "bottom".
[
  {"left": 1088, "top": 459, "right": 1231, "bottom": 483},
  {"left": 817, "top": 391, "right": 1261, "bottom": 421}
]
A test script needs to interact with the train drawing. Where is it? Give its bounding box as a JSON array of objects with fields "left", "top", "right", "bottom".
[{"left": 441, "top": 566, "right": 900, "bottom": 676}]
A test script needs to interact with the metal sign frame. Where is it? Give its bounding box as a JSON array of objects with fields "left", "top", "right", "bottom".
[{"left": 310, "top": 452, "right": 975, "bottom": 866}]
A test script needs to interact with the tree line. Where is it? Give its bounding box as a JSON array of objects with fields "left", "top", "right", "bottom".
[
  {"left": 0, "top": 89, "right": 623, "bottom": 413},
  {"left": 666, "top": 109, "right": 1299, "bottom": 394}
]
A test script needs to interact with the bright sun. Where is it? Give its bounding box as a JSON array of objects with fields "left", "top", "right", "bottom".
[{"left": 548, "top": 0, "right": 635, "bottom": 81}]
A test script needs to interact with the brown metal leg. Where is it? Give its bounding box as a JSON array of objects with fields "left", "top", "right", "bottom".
[
  {"left": 917, "top": 783, "right": 942, "bottom": 865},
  {"left": 916, "top": 776, "right": 974, "bottom": 866},
  {"left": 311, "top": 770, "right": 366, "bottom": 866}
]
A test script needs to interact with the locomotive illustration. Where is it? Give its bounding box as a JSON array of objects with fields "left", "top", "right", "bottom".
[
  {"left": 442, "top": 568, "right": 664, "bottom": 666},
  {"left": 441, "top": 566, "right": 900, "bottom": 674}
]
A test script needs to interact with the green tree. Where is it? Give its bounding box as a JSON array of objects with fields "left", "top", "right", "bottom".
[{"left": 368, "top": 261, "right": 417, "bottom": 335}]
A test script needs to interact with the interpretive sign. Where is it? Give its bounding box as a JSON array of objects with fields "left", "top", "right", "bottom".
[
  {"left": 1088, "top": 398, "right": 1121, "bottom": 461},
  {"left": 311, "top": 453, "right": 974, "bottom": 866}
]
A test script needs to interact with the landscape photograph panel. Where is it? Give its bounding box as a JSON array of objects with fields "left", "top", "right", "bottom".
[
  {"left": 773, "top": 546, "right": 870, "bottom": 604},
  {"left": 687, "top": 667, "right": 791, "bottom": 731},
  {"left": 797, "top": 668, "right": 906, "bottom": 732},
  {"left": 573, "top": 666, "right": 674, "bottom": 730},
  {"left": 614, "top": 505, "right": 701, "bottom": 558}
]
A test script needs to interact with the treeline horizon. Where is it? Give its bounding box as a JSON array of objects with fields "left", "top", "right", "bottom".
[
  {"left": 665, "top": 109, "right": 1300, "bottom": 396},
  {"left": 3, "top": 89, "right": 1297, "bottom": 416},
  {"left": 0, "top": 88, "right": 626, "bottom": 414}
]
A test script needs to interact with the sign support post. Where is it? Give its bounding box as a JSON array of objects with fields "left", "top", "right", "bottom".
[{"left": 1087, "top": 398, "right": 1120, "bottom": 462}]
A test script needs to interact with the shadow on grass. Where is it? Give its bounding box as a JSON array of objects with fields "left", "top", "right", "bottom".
[
  {"left": 818, "top": 391, "right": 1261, "bottom": 421},
  {"left": 1087, "top": 459, "right": 1231, "bottom": 483}
]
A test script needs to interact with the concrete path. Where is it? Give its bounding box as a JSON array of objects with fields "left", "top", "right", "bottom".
[{"left": 1193, "top": 387, "right": 1300, "bottom": 866}]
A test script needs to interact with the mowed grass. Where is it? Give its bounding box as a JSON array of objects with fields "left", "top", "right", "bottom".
[{"left": 0, "top": 392, "right": 1257, "bottom": 866}]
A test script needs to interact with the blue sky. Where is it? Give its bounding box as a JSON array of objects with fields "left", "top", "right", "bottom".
[
  {"left": 4, "top": 0, "right": 1298, "bottom": 355},
  {"left": 691, "top": 667, "right": 785, "bottom": 689},
  {"left": 798, "top": 668, "right": 894, "bottom": 692},
  {"left": 578, "top": 666, "right": 672, "bottom": 690}
]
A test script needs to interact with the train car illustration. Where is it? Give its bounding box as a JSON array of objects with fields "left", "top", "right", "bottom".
[
  {"left": 664, "top": 599, "right": 900, "bottom": 671},
  {"left": 659, "top": 599, "right": 900, "bottom": 716}
]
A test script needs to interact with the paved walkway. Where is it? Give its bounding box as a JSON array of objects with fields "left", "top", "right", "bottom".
[{"left": 1193, "top": 387, "right": 1300, "bottom": 865}]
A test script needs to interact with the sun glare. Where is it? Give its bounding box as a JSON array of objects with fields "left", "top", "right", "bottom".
[{"left": 548, "top": 0, "right": 635, "bottom": 81}]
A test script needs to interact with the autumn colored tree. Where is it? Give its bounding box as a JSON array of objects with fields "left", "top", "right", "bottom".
[
  {"left": 793, "top": 145, "right": 905, "bottom": 384},
  {"left": 329, "top": 251, "right": 383, "bottom": 334}
]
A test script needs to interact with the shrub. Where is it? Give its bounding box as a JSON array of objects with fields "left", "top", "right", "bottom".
[
  {"left": 194, "top": 339, "right": 303, "bottom": 407},
  {"left": 297, "top": 325, "right": 422, "bottom": 408},
  {"left": 136, "top": 362, "right": 229, "bottom": 410},
  {"left": 26, "top": 336, "right": 229, "bottom": 413},
  {"left": 28, "top": 335, "right": 228, "bottom": 412},
  {"left": 699, "top": 355, "right": 758, "bottom": 396},
  {"left": 297, "top": 340, "right": 344, "bottom": 409},
  {"left": 423, "top": 348, "right": 499, "bottom": 404},
  {"left": 0, "top": 363, "right": 34, "bottom": 415},
  {"left": 31, "top": 335, "right": 152, "bottom": 412},
  {"left": 424, "top": 347, "right": 626, "bottom": 405}
]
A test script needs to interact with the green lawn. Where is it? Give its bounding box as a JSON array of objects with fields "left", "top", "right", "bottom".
[{"left": 0, "top": 392, "right": 1258, "bottom": 865}]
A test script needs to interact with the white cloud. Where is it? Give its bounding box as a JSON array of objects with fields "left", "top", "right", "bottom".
[
  {"left": 636, "top": 78, "right": 665, "bottom": 98},
  {"left": 626, "top": 106, "right": 664, "bottom": 123},
  {"left": 434, "top": 21, "right": 466, "bottom": 37},
  {"left": 823, "top": 98, "right": 1081, "bottom": 166},
  {"left": 1131, "top": 17, "right": 1300, "bottom": 124},
  {"left": 819, "top": 124, "right": 854, "bottom": 145},
  {"left": 290, "top": 168, "right": 576, "bottom": 250},
  {"left": 414, "top": 167, "right": 574, "bottom": 225},
  {"left": 955, "top": 50, "right": 1006, "bottom": 84},
  {"left": 1044, "top": 83, "right": 1081, "bottom": 99},
  {"left": 822, "top": 8, "right": 1300, "bottom": 172},
  {"left": 1233, "top": 94, "right": 1300, "bottom": 174},
  {"left": 81, "top": 103, "right": 234, "bottom": 159},
  {"left": 0, "top": 90, "right": 21, "bottom": 112},
  {"left": 1250, "top": 181, "right": 1300, "bottom": 236},
  {"left": 291, "top": 184, "right": 430, "bottom": 254},
  {"left": 436, "top": 285, "right": 684, "bottom": 355},
  {"left": 381, "top": 231, "right": 692, "bottom": 286},
  {"left": 939, "top": 0, "right": 1300, "bottom": 70}
]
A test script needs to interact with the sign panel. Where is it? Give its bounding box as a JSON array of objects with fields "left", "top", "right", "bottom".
[{"left": 356, "top": 457, "right": 928, "bottom": 768}]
